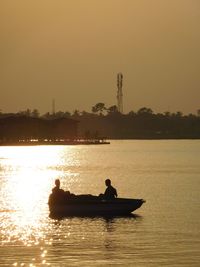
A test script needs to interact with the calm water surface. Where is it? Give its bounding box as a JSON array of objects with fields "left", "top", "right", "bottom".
[{"left": 0, "top": 140, "right": 200, "bottom": 266}]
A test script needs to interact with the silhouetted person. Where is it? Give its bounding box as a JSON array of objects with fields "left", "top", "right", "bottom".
[
  {"left": 49, "top": 179, "right": 66, "bottom": 205},
  {"left": 52, "top": 179, "right": 64, "bottom": 194},
  {"left": 104, "top": 179, "right": 118, "bottom": 199}
]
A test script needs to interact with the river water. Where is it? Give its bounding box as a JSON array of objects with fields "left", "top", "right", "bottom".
[{"left": 0, "top": 140, "right": 200, "bottom": 266}]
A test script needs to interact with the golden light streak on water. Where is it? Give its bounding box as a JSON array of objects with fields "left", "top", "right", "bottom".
[
  {"left": 0, "top": 146, "right": 79, "bottom": 266},
  {"left": 1, "top": 141, "right": 200, "bottom": 266},
  {"left": 0, "top": 146, "right": 77, "bottom": 249},
  {"left": 1, "top": 146, "right": 62, "bottom": 168}
]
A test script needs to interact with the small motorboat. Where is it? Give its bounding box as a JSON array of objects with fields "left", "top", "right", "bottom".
[{"left": 48, "top": 194, "right": 145, "bottom": 217}]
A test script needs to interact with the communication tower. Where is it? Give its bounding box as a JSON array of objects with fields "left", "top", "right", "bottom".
[
  {"left": 52, "top": 98, "right": 55, "bottom": 115},
  {"left": 117, "top": 73, "right": 123, "bottom": 113}
]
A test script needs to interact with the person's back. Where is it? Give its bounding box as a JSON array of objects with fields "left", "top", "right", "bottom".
[
  {"left": 104, "top": 179, "right": 118, "bottom": 199},
  {"left": 49, "top": 179, "right": 66, "bottom": 204},
  {"left": 52, "top": 179, "right": 64, "bottom": 193}
]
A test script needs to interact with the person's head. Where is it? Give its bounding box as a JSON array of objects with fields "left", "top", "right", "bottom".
[
  {"left": 105, "top": 179, "right": 111, "bottom": 187},
  {"left": 55, "top": 179, "right": 60, "bottom": 188}
]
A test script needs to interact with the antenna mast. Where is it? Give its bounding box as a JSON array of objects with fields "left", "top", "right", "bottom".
[
  {"left": 52, "top": 99, "right": 55, "bottom": 115},
  {"left": 117, "top": 73, "right": 123, "bottom": 113}
]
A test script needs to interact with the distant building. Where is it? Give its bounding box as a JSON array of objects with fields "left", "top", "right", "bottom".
[
  {"left": 0, "top": 116, "right": 78, "bottom": 143},
  {"left": 47, "top": 117, "right": 78, "bottom": 140}
]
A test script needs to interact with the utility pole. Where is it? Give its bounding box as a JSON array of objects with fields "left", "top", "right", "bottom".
[
  {"left": 117, "top": 73, "right": 123, "bottom": 113},
  {"left": 52, "top": 99, "right": 55, "bottom": 115}
]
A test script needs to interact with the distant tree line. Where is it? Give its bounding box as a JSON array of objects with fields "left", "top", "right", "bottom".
[{"left": 1, "top": 104, "right": 200, "bottom": 139}]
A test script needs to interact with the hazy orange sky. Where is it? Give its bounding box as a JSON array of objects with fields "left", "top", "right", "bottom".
[{"left": 1, "top": 0, "right": 200, "bottom": 114}]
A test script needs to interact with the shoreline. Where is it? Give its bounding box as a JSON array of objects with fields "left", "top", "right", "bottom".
[
  {"left": 0, "top": 140, "right": 110, "bottom": 146},
  {"left": 1, "top": 138, "right": 200, "bottom": 146}
]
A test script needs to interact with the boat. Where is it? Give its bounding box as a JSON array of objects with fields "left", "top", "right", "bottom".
[{"left": 48, "top": 194, "right": 145, "bottom": 217}]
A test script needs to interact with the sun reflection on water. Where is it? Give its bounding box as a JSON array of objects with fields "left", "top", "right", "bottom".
[{"left": 0, "top": 146, "right": 80, "bottom": 248}]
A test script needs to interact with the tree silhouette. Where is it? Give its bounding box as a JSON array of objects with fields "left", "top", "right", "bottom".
[
  {"left": 92, "top": 103, "right": 106, "bottom": 115},
  {"left": 137, "top": 107, "right": 153, "bottom": 115},
  {"left": 107, "top": 105, "right": 118, "bottom": 114},
  {"left": 31, "top": 109, "right": 40, "bottom": 118}
]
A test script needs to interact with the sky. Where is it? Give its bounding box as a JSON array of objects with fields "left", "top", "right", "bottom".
[{"left": 1, "top": 0, "right": 200, "bottom": 114}]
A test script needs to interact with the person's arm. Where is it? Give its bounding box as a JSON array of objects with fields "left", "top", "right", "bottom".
[
  {"left": 115, "top": 188, "right": 118, "bottom": 197},
  {"left": 104, "top": 187, "right": 108, "bottom": 196}
]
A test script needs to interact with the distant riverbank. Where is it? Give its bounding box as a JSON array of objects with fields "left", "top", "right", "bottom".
[
  {"left": 1, "top": 112, "right": 200, "bottom": 142},
  {"left": 1, "top": 137, "right": 200, "bottom": 147},
  {"left": 0, "top": 139, "right": 110, "bottom": 146}
]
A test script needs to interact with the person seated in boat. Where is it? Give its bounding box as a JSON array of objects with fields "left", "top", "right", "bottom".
[
  {"left": 49, "top": 179, "right": 69, "bottom": 205},
  {"left": 103, "top": 179, "right": 118, "bottom": 199},
  {"left": 52, "top": 179, "right": 65, "bottom": 194}
]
